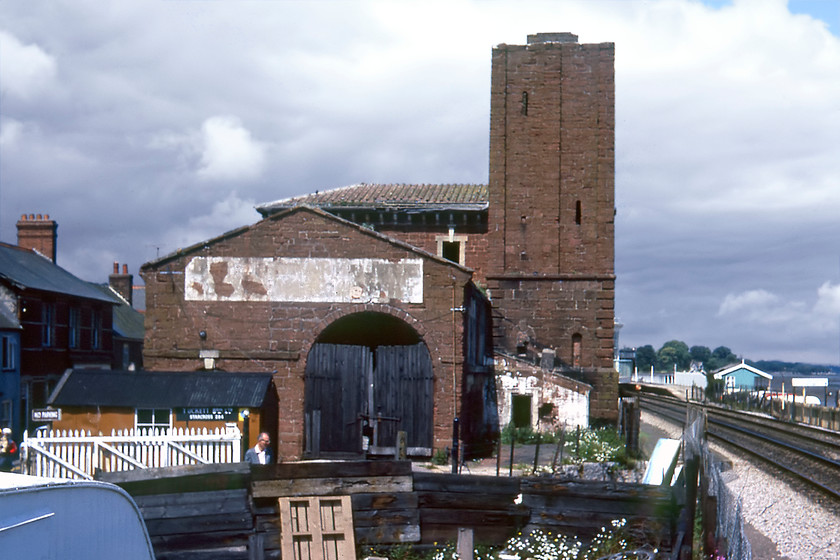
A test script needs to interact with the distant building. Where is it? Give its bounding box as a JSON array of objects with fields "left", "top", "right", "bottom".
[
  {"left": 0, "top": 215, "right": 117, "bottom": 436},
  {"left": 0, "top": 215, "right": 145, "bottom": 438},
  {"left": 713, "top": 360, "right": 772, "bottom": 393}
]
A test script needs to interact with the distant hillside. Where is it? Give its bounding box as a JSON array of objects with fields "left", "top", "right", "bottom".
[{"left": 750, "top": 360, "right": 840, "bottom": 375}]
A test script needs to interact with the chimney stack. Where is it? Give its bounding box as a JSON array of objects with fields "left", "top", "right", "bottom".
[
  {"left": 109, "top": 261, "right": 134, "bottom": 306},
  {"left": 17, "top": 214, "right": 58, "bottom": 262}
]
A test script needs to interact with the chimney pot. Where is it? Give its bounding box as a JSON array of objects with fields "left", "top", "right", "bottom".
[
  {"left": 113, "top": 261, "right": 119, "bottom": 274},
  {"left": 122, "top": 264, "right": 128, "bottom": 274},
  {"left": 17, "top": 213, "right": 58, "bottom": 262}
]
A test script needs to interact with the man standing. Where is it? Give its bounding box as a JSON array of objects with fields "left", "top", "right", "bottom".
[
  {"left": 244, "top": 432, "right": 273, "bottom": 465},
  {"left": 0, "top": 428, "right": 17, "bottom": 472}
]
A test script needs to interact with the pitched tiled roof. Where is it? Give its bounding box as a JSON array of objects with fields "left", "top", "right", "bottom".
[
  {"left": 257, "top": 183, "right": 488, "bottom": 216},
  {"left": 0, "top": 243, "right": 119, "bottom": 304}
]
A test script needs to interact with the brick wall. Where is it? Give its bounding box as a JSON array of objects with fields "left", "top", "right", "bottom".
[
  {"left": 487, "top": 34, "right": 617, "bottom": 422},
  {"left": 141, "top": 208, "right": 473, "bottom": 460}
]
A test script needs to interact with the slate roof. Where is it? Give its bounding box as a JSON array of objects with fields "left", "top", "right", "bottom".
[
  {"left": 49, "top": 369, "right": 273, "bottom": 408},
  {"left": 256, "top": 183, "right": 489, "bottom": 217},
  {"left": 0, "top": 242, "right": 119, "bottom": 304},
  {"left": 90, "top": 284, "right": 145, "bottom": 340}
]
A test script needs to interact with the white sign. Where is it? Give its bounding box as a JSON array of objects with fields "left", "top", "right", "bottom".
[
  {"left": 32, "top": 408, "right": 61, "bottom": 421},
  {"left": 185, "top": 257, "right": 424, "bottom": 303},
  {"left": 791, "top": 377, "right": 828, "bottom": 388}
]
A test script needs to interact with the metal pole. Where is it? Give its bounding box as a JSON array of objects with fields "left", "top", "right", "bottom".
[{"left": 451, "top": 417, "right": 460, "bottom": 474}]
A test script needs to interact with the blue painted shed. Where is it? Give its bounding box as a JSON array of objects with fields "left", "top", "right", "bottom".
[{"left": 713, "top": 360, "right": 772, "bottom": 392}]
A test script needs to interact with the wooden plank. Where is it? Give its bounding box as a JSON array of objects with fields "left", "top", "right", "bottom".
[
  {"left": 97, "top": 462, "right": 250, "bottom": 483},
  {"left": 135, "top": 489, "right": 249, "bottom": 520},
  {"left": 412, "top": 472, "right": 521, "bottom": 494},
  {"left": 524, "top": 493, "right": 675, "bottom": 517},
  {"left": 144, "top": 512, "right": 253, "bottom": 536},
  {"left": 355, "top": 524, "right": 421, "bottom": 544},
  {"left": 352, "top": 508, "right": 419, "bottom": 527},
  {"left": 253, "top": 475, "right": 412, "bottom": 498},
  {"left": 249, "top": 460, "right": 411, "bottom": 481},
  {"left": 420, "top": 507, "right": 528, "bottom": 526},
  {"left": 149, "top": 530, "right": 253, "bottom": 552},
  {"left": 350, "top": 492, "right": 418, "bottom": 511},
  {"left": 417, "top": 491, "right": 519, "bottom": 510}
]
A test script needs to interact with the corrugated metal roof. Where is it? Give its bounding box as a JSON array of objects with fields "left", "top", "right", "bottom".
[
  {"left": 257, "top": 183, "right": 488, "bottom": 216},
  {"left": 0, "top": 243, "right": 119, "bottom": 304},
  {"left": 49, "top": 369, "right": 273, "bottom": 408}
]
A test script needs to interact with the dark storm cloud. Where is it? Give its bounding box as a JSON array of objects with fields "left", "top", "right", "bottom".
[{"left": 1, "top": 0, "right": 838, "bottom": 362}]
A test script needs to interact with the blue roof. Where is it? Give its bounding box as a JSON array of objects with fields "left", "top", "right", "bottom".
[{"left": 0, "top": 243, "right": 118, "bottom": 304}]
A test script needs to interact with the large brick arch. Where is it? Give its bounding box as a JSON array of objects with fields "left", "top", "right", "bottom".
[{"left": 299, "top": 304, "right": 430, "bottom": 361}]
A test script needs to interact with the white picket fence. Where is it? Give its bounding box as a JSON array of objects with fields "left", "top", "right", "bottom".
[{"left": 20, "top": 426, "right": 242, "bottom": 480}]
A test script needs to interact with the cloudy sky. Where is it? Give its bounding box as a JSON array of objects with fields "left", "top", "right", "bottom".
[{"left": 1, "top": 0, "right": 839, "bottom": 364}]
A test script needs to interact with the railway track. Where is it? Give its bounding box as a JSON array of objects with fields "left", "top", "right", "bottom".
[{"left": 637, "top": 392, "right": 840, "bottom": 501}]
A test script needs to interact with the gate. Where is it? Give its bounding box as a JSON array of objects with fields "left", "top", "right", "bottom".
[
  {"left": 20, "top": 426, "right": 242, "bottom": 479},
  {"left": 304, "top": 342, "right": 433, "bottom": 457}
]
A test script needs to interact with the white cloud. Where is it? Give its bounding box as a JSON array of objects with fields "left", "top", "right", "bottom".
[
  {"left": 0, "top": 118, "right": 23, "bottom": 149},
  {"left": 196, "top": 116, "right": 267, "bottom": 183},
  {"left": 815, "top": 282, "right": 840, "bottom": 317},
  {"left": 0, "top": 31, "right": 56, "bottom": 99},
  {"left": 166, "top": 192, "right": 259, "bottom": 251}
]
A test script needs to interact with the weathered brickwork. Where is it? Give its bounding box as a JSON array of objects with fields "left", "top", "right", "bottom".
[
  {"left": 488, "top": 34, "right": 617, "bottom": 422},
  {"left": 141, "top": 208, "right": 474, "bottom": 460}
]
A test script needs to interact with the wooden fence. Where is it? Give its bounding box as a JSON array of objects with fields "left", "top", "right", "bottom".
[
  {"left": 98, "top": 461, "right": 678, "bottom": 560},
  {"left": 20, "top": 426, "right": 242, "bottom": 480}
]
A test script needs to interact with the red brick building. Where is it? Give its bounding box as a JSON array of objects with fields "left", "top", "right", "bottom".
[
  {"left": 141, "top": 32, "right": 616, "bottom": 461},
  {"left": 141, "top": 207, "right": 497, "bottom": 460}
]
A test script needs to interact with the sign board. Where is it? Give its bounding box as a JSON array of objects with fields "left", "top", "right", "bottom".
[
  {"left": 32, "top": 408, "right": 61, "bottom": 422},
  {"left": 175, "top": 407, "right": 237, "bottom": 422},
  {"left": 791, "top": 377, "right": 828, "bottom": 388}
]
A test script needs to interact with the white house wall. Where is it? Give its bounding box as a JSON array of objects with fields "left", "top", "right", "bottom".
[{"left": 495, "top": 355, "right": 590, "bottom": 432}]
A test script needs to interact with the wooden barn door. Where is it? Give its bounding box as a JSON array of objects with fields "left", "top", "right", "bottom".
[
  {"left": 305, "top": 342, "right": 434, "bottom": 456},
  {"left": 304, "top": 344, "right": 372, "bottom": 454},
  {"left": 374, "top": 343, "right": 434, "bottom": 450}
]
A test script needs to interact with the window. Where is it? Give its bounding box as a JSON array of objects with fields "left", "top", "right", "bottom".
[
  {"left": 69, "top": 308, "right": 81, "bottom": 348},
  {"left": 1, "top": 400, "right": 11, "bottom": 428},
  {"left": 91, "top": 310, "right": 101, "bottom": 350},
  {"left": 436, "top": 232, "right": 468, "bottom": 266},
  {"left": 1, "top": 337, "right": 16, "bottom": 370},
  {"left": 41, "top": 303, "right": 55, "bottom": 347},
  {"left": 575, "top": 200, "right": 582, "bottom": 225},
  {"left": 521, "top": 91, "right": 528, "bottom": 116},
  {"left": 572, "top": 334, "right": 582, "bottom": 368},
  {"left": 136, "top": 409, "right": 171, "bottom": 432}
]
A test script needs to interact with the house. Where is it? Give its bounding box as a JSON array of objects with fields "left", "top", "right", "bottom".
[
  {"left": 0, "top": 314, "right": 21, "bottom": 435},
  {"left": 99, "top": 262, "right": 145, "bottom": 370},
  {"left": 0, "top": 215, "right": 121, "bottom": 437},
  {"left": 47, "top": 369, "right": 276, "bottom": 449},
  {"left": 713, "top": 361, "right": 772, "bottom": 393},
  {"left": 141, "top": 32, "right": 615, "bottom": 461}
]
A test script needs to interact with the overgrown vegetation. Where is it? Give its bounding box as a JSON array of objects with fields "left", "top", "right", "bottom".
[
  {"left": 359, "top": 519, "right": 656, "bottom": 559},
  {"left": 499, "top": 424, "right": 628, "bottom": 467}
]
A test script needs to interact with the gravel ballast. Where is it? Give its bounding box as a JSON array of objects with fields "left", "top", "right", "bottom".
[{"left": 642, "top": 410, "right": 840, "bottom": 559}]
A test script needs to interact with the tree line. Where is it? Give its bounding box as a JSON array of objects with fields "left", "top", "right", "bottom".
[
  {"left": 628, "top": 340, "right": 738, "bottom": 373},
  {"left": 627, "top": 341, "right": 840, "bottom": 375}
]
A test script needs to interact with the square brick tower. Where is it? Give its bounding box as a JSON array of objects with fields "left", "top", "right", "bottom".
[{"left": 487, "top": 33, "right": 617, "bottom": 422}]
